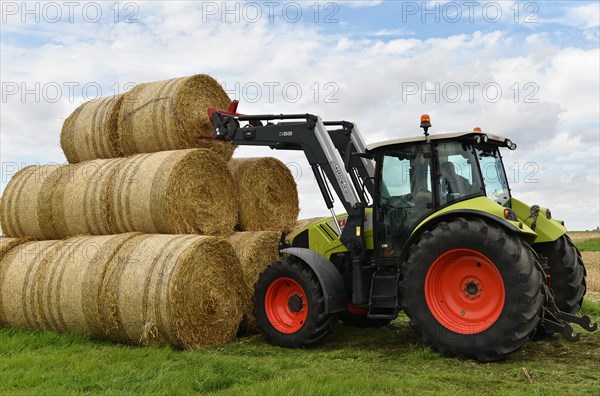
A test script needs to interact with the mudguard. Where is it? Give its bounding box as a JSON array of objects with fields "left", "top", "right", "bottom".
[
  {"left": 280, "top": 247, "right": 346, "bottom": 314},
  {"left": 402, "top": 209, "right": 537, "bottom": 262},
  {"left": 511, "top": 198, "right": 566, "bottom": 243}
]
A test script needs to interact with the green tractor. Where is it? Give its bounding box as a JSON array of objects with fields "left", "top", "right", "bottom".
[{"left": 211, "top": 106, "right": 595, "bottom": 361}]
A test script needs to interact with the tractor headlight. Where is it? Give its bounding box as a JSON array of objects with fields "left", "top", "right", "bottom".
[
  {"left": 503, "top": 209, "right": 518, "bottom": 221},
  {"left": 505, "top": 139, "right": 517, "bottom": 150},
  {"left": 545, "top": 209, "right": 552, "bottom": 220},
  {"left": 482, "top": 135, "right": 488, "bottom": 143}
]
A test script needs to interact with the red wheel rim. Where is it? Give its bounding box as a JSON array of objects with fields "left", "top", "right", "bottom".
[
  {"left": 265, "top": 277, "right": 308, "bottom": 334},
  {"left": 425, "top": 249, "right": 505, "bottom": 334}
]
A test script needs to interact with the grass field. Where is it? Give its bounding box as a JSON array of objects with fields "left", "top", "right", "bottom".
[{"left": 1, "top": 234, "right": 599, "bottom": 395}]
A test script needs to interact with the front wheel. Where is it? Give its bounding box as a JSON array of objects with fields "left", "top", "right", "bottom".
[
  {"left": 534, "top": 235, "right": 586, "bottom": 314},
  {"left": 400, "top": 218, "right": 545, "bottom": 362},
  {"left": 253, "top": 257, "right": 336, "bottom": 348},
  {"left": 533, "top": 235, "right": 586, "bottom": 337}
]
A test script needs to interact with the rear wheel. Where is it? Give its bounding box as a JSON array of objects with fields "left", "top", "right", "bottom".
[
  {"left": 400, "top": 218, "right": 545, "bottom": 362},
  {"left": 339, "top": 303, "right": 393, "bottom": 328},
  {"left": 533, "top": 235, "right": 586, "bottom": 336},
  {"left": 253, "top": 257, "right": 335, "bottom": 347}
]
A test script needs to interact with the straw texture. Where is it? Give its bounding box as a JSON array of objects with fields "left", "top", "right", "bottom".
[
  {"left": 228, "top": 158, "right": 299, "bottom": 232},
  {"left": 228, "top": 231, "right": 280, "bottom": 332},
  {"left": 0, "top": 234, "right": 245, "bottom": 349},
  {"left": 118, "top": 74, "right": 235, "bottom": 161},
  {"left": 0, "top": 149, "right": 238, "bottom": 239},
  {"left": 0, "top": 165, "right": 70, "bottom": 240},
  {"left": 60, "top": 94, "right": 125, "bottom": 164}
]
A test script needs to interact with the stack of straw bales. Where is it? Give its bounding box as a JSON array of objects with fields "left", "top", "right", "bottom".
[{"left": 0, "top": 73, "right": 301, "bottom": 347}]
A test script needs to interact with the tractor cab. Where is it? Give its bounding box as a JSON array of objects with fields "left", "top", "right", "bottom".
[{"left": 367, "top": 128, "right": 517, "bottom": 259}]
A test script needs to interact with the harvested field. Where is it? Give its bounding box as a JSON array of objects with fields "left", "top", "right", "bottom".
[
  {"left": 60, "top": 94, "right": 125, "bottom": 164},
  {"left": 228, "top": 231, "right": 280, "bottom": 332},
  {"left": 582, "top": 251, "right": 600, "bottom": 303},
  {"left": 228, "top": 158, "right": 299, "bottom": 232},
  {"left": 118, "top": 75, "right": 235, "bottom": 161},
  {"left": 568, "top": 231, "right": 600, "bottom": 241}
]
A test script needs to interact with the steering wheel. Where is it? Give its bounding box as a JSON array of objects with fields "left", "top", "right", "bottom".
[{"left": 386, "top": 195, "right": 414, "bottom": 208}]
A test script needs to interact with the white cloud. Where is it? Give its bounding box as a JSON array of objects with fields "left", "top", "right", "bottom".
[
  {"left": 1, "top": 2, "right": 598, "bottom": 230},
  {"left": 557, "top": 3, "right": 600, "bottom": 30}
]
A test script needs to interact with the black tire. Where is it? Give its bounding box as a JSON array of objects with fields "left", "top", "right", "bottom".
[
  {"left": 339, "top": 311, "right": 392, "bottom": 328},
  {"left": 253, "top": 257, "right": 336, "bottom": 348},
  {"left": 400, "top": 218, "right": 545, "bottom": 362},
  {"left": 532, "top": 235, "right": 586, "bottom": 338},
  {"left": 533, "top": 235, "right": 586, "bottom": 314}
]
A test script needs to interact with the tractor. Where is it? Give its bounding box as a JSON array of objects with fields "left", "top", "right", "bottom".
[{"left": 210, "top": 103, "right": 596, "bottom": 361}]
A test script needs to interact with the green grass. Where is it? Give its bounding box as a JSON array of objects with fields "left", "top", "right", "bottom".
[
  {"left": 2, "top": 308, "right": 599, "bottom": 395},
  {"left": 574, "top": 237, "right": 600, "bottom": 252}
]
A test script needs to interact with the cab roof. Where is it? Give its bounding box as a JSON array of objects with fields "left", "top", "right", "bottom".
[{"left": 365, "top": 132, "right": 512, "bottom": 151}]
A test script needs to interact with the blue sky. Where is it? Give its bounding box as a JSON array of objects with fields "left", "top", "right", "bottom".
[{"left": 1, "top": 0, "right": 599, "bottom": 229}]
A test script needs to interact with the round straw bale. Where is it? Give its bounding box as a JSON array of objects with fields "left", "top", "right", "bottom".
[
  {"left": 228, "top": 231, "right": 280, "bottom": 333},
  {"left": 0, "top": 238, "right": 32, "bottom": 259},
  {"left": 100, "top": 234, "right": 244, "bottom": 348},
  {"left": 228, "top": 157, "right": 299, "bottom": 232},
  {"left": 285, "top": 217, "right": 327, "bottom": 244},
  {"left": 52, "top": 158, "right": 125, "bottom": 237},
  {"left": 110, "top": 149, "right": 238, "bottom": 236},
  {"left": 34, "top": 233, "right": 140, "bottom": 337},
  {"left": 0, "top": 237, "right": 33, "bottom": 326},
  {"left": 118, "top": 74, "right": 235, "bottom": 161},
  {"left": 0, "top": 165, "right": 71, "bottom": 239},
  {"left": 0, "top": 241, "right": 62, "bottom": 329},
  {"left": 60, "top": 94, "right": 125, "bottom": 164}
]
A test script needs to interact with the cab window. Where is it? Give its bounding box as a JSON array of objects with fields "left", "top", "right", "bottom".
[
  {"left": 378, "top": 145, "right": 434, "bottom": 257},
  {"left": 477, "top": 148, "right": 510, "bottom": 205},
  {"left": 435, "top": 142, "right": 483, "bottom": 205}
]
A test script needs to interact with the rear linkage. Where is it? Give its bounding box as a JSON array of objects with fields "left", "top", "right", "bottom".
[{"left": 538, "top": 257, "right": 597, "bottom": 341}]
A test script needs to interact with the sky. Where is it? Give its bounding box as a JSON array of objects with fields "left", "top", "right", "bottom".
[{"left": 1, "top": 0, "right": 599, "bottom": 230}]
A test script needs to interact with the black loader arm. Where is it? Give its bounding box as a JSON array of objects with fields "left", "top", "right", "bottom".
[
  {"left": 324, "top": 121, "right": 375, "bottom": 200},
  {"left": 211, "top": 111, "right": 368, "bottom": 257}
]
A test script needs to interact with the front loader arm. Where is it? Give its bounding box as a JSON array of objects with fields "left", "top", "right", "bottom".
[{"left": 211, "top": 111, "right": 368, "bottom": 256}]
